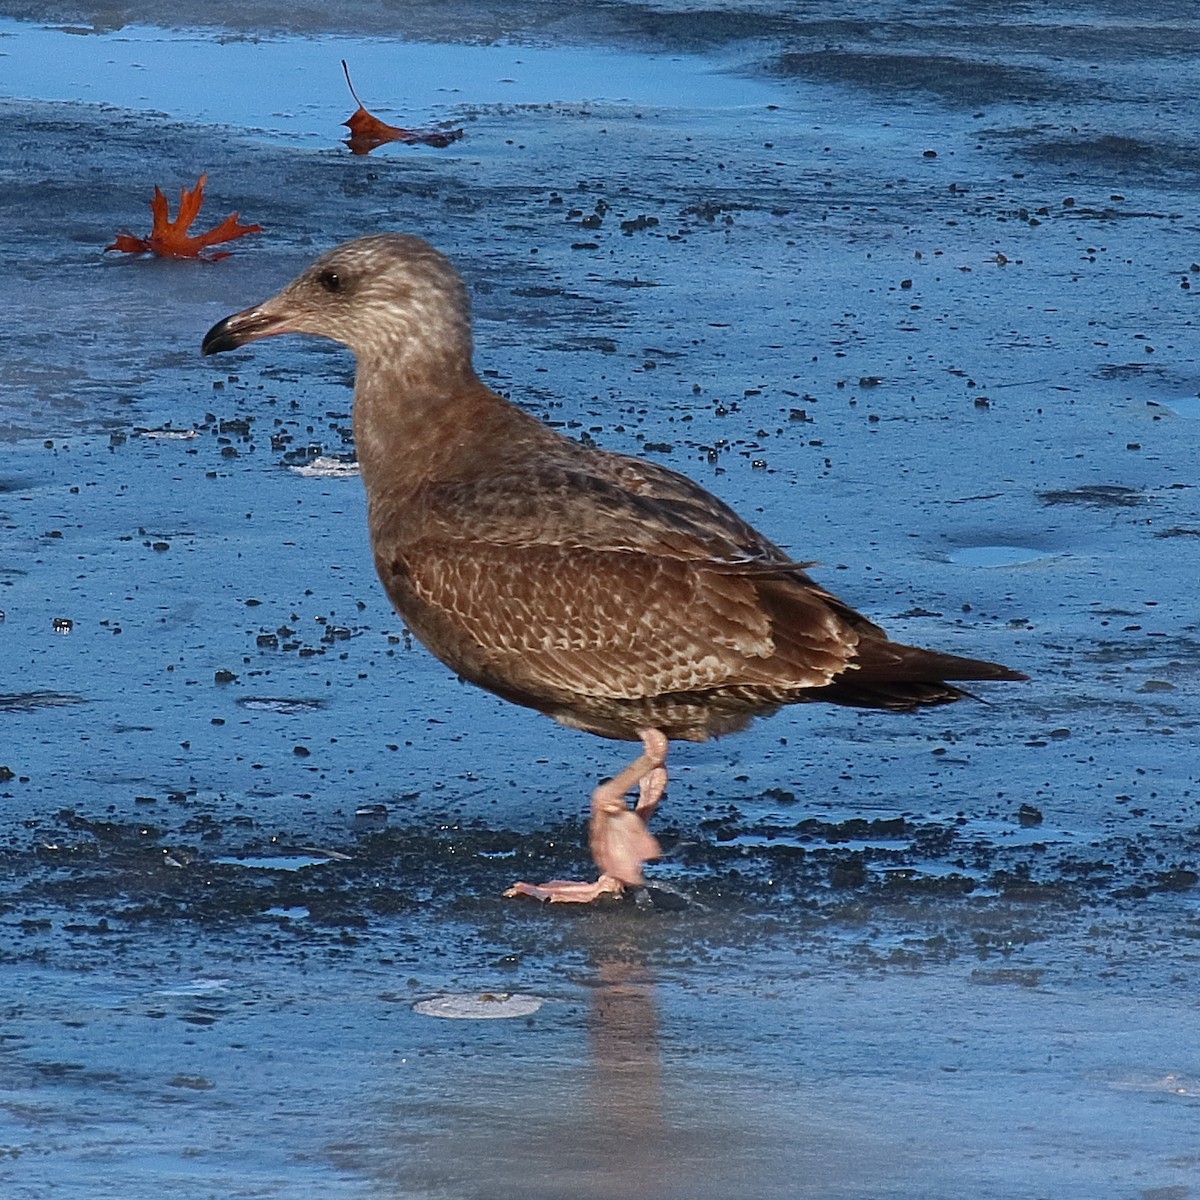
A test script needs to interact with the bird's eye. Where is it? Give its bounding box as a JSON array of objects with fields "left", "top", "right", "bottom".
[{"left": 318, "top": 269, "right": 343, "bottom": 293}]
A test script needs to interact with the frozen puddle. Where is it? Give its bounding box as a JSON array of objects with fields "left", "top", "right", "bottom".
[
  {"left": 236, "top": 696, "right": 329, "bottom": 714},
  {"left": 0, "top": 18, "right": 784, "bottom": 144},
  {"left": 213, "top": 853, "right": 334, "bottom": 870},
  {"left": 155, "top": 977, "right": 231, "bottom": 997},
  {"left": 137, "top": 426, "right": 197, "bottom": 440},
  {"left": 413, "top": 992, "right": 545, "bottom": 1020},
  {"left": 946, "top": 545, "right": 1054, "bottom": 567},
  {"left": 1158, "top": 395, "right": 1200, "bottom": 419}
]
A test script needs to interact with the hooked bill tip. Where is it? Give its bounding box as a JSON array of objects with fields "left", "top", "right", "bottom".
[{"left": 201, "top": 308, "right": 285, "bottom": 356}]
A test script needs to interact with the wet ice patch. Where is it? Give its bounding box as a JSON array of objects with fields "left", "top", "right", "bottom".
[
  {"left": 970, "top": 817, "right": 1073, "bottom": 848},
  {"left": 1108, "top": 1073, "right": 1200, "bottom": 1097},
  {"left": 413, "top": 992, "right": 545, "bottom": 1020},
  {"left": 1157, "top": 395, "right": 1200, "bottom": 419},
  {"left": 213, "top": 853, "right": 333, "bottom": 871},
  {"left": 236, "top": 696, "right": 328, "bottom": 714},
  {"left": 156, "top": 977, "right": 231, "bottom": 996},
  {"left": 0, "top": 18, "right": 784, "bottom": 146},
  {"left": 137, "top": 427, "right": 197, "bottom": 440}
]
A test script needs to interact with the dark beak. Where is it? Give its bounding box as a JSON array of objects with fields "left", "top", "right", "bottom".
[{"left": 201, "top": 306, "right": 291, "bottom": 356}]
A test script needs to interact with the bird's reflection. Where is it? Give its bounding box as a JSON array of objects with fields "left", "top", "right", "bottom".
[
  {"left": 372, "top": 925, "right": 821, "bottom": 1200},
  {"left": 579, "top": 951, "right": 669, "bottom": 1194},
  {"left": 373, "top": 935, "right": 683, "bottom": 1200}
]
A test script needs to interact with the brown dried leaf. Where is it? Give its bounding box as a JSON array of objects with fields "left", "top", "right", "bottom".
[
  {"left": 106, "top": 175, "right": 261, "bottom": 260},
  {"left": 340, "top": 61, "right": 464, "bottom": 155}
]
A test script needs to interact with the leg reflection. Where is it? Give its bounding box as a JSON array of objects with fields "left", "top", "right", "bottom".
[{"left": 582, "top": 954, "right": 667, "bottom": 1191}]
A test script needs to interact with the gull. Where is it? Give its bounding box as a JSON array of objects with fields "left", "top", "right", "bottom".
[{"left": 202, "top": 234, "right": 1025, "bottom": 902}]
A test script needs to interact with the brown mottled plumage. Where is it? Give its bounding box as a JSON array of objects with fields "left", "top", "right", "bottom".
[{"left": 202, "top": 234, "right": 1026, "bottom": 902}]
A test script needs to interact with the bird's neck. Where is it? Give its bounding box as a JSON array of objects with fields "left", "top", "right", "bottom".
[{"left": 350, "top": 356, "right": 545, "bottom": 497}]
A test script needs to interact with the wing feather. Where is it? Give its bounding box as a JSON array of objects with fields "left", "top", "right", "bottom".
[
  {"left": 367, "top": 441, "right": 953, "bottom": 719},
  {"left": 388, "top": 540, "right": 858, "bottom": 704}
]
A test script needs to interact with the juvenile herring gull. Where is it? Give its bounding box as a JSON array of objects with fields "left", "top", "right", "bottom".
[{"left": 202, "top": 233, "right": 1025, "bottom": 903}]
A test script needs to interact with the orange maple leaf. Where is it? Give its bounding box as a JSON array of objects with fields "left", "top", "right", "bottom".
[
  {"left": 340, "top": 61, "right": 464, "bottom": 155},
  {"left": 106, "top": 175, "right": 262, "bottom": 260}
]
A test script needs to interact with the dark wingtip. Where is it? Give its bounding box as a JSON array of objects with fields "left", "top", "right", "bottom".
[{"left": 814, "top": 644, "right": 1028, "bottom": 711}]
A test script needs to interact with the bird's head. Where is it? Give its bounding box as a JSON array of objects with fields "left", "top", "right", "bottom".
[{"left": 201, "top": 233, "right": 474, "bottom": 373}]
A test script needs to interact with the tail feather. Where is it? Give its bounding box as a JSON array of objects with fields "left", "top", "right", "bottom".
[{"left": 813, "top": 641, "right": 1027, "bottom": 712}]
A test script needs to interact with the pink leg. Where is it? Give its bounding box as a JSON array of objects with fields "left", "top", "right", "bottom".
[
  {"left": 505, "top": 730, "right": 669, "bottom": 904},
  {"left": 634, "top": 755, "right": 668, "bottom": 825}
]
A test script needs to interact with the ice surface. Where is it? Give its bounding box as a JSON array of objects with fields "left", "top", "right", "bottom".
[
  {"left": 0, "top": 18, "right": 780, "bottom": 134},
  {"left": 1, "top": 2, "right": 1199, "bottom": 1198}
]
